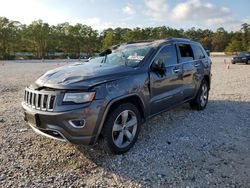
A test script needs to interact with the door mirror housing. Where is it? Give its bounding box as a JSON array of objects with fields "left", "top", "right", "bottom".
[
  {"left": 206, "top": 50, "right": 210, "bottom": 57},
  {"left": 151, "top": 58, "right": 166, "bottom": 73},
  {"left": 99, "top": 49, "right": 112, "bottom": 56}
]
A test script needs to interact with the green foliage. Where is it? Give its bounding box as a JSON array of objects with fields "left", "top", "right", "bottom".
[
  {"left": 240, "top": 23, "right": 250, "bottom": 50},
  {"left": 101, "top": 30, "right": 117, "bottom": 50},
  {"left": 225, "top": 40, "right": 243, "bottom": 54},
  {"left": 0, "top": 16, "right": 249, "bottom": 60},
  {"left": 211, "top": 27, "right": 230, "bottom": 52},
  {"left": 23, "top": 20, "right": 51, "bottom": 58},
  {"left": 0, "top": 17, "right": 21, "bottom": 59}
]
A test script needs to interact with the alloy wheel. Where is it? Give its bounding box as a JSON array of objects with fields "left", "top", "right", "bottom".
[
  {"left": 112, "top": 110, "right": 138, "bottom": 148},
  {"left": 200, "top": 83, "right": 208, "bottom": 107}
]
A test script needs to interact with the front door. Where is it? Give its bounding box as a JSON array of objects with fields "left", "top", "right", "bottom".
[{"left": 149, "top": 44, "right": 183, "bottom": 115}]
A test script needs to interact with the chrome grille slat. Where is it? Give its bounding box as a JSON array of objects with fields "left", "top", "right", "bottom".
[
  {"left": 28, "top": 92, "right": 31, "bottom": 105},
  {"left": 41, "top": 94, "right": 45, "bottom": 110},
  {"left": 35, "top": 93, "right": 39, "bottom": 109},
  {"left": 31, "top": 93, "right": 35, "bottom": 107},
  {"left": 47, "top": 95, "right": 51, "bottom": 111},
  {"left": 24, "top": 88, "right": 56, "bottom": 111}
]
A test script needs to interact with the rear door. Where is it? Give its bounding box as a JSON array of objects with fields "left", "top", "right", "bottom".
[
  {"left": 149, "top": 44, "right": 183, "bottom": 115},
  {"left": 191, "top": 43, "right": 208, "bottom": 93},
  {"left": 176, "top": 43, "right": 197, "bottom": 101}
]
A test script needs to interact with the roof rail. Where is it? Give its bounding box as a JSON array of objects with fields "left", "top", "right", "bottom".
[
  {"left": 110, "top": 40, "right": 154, "bottom": 49},
  {"left": 125, "top": 40, "right": 154, "bottom": 44},
  {"left": 166, "top": 37, "right": 193, "bottom": 42}
]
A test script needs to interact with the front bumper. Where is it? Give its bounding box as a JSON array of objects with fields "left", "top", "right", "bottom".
[
  {"left": 231, "top": 58, "right": 248, "bottom": 63},
  {"left": 22, "top": 99, "right": 106, "bottom": 145}
]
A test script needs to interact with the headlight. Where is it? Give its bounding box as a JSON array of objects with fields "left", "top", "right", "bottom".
[{"left": 63, "top": 92, "right": 95, "bottom": 103}]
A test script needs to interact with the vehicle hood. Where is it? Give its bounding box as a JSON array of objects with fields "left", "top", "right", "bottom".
[{"left": 35, "top": 62, "right": 135, "bottom": 90}]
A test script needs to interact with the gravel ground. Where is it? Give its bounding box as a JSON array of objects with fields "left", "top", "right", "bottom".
[{"left": 0, "top": 57, "right": 250, "bottom": 187}]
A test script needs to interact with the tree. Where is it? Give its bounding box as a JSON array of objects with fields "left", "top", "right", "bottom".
[
  {"left": 240, "top": 23, "right": 250, "bottom": 51},
  {"left": 0, "top": 17, "right": 21, "bottom": 59},
  {"left": 101, "top": 30, "right": 116, "bottom": 50},
  {"left": 225, "top": 40, "right": 243, "bottom": 54},
  {"left": 23, "top": 20, "right": 51, "bottom": 58},
  {"left": 0, "top": 16, "right": 249, "bottom": 60},
  {"left": 212, "top": 27, "right": 230, "bottom": 52}
]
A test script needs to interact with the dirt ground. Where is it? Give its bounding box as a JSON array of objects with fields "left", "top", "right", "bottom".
[{"left": 0, "top": 57, "right": 250, "bottom": 187}]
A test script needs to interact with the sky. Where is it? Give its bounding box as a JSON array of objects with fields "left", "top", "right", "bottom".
[{"left": 0, "top": 0, "right": 249, "bottom": 31}]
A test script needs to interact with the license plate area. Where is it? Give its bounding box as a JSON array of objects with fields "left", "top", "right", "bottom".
[{"left": 24, "top": 112, "right": 40, "bottom": 127}]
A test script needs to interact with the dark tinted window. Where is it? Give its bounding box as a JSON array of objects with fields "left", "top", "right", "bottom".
[
  {"left": 177, "top": 44, "right": 194, "bottom": 62},
  {"left": 154, "top": 45, "right": 177, "bottom": 66},
  {"left": 239, "top": 52, "right": 250, "bottom": 56},
  {"left": 192, "top": 44, "right": 206, "bottom": 59}
]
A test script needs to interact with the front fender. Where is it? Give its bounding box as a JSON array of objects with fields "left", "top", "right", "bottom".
[{"left": 94, "top": 93, "right": 146, "bottom": 143}]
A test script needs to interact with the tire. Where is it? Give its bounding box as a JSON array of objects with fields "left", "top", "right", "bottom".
[
  {"left": 232, "top": 62, "right": 236, "bottom": 64},
  {"left": 246, "top": 60, "right": 250, "bottom": 65},
  {"left": 101, "top": 103, "right": 141, "bottom": 154},
  {"left": 189, "top": 80, "right": 209, "bottom": 111}
]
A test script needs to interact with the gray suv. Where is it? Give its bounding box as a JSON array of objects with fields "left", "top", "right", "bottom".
[{"left": 22, "top": 38, "right": 212, "bottom": 154}]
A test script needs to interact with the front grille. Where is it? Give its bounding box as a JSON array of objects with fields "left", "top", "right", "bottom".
[{"left": 24, "top": 88, "right": 56, "bottom": 111}]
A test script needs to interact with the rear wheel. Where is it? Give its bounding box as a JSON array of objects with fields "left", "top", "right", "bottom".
[
  {"left": 190, "top": 80, "right": 209, "bottom": 110},
  {"left": 246, "top": 60, "right": 250, "bottom": 64},
  {"left": 101, "top": 103, "right": 141, "bottom": 154}
]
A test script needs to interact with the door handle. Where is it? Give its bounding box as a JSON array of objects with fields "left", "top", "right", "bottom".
[
  {"left": 194, "top": 63, "right": 200, "bottom": 67},
  {"left": 173, "top": 68, "right": 181, "bottom": 73}
]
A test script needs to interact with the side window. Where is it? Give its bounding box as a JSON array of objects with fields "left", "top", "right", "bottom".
[
  {"left": 192, "top": 44, "right": 206, "bottom": 60},
  {"left": 154, "top": 45, "right": 177, "bottom": 67},
  {"left": 177, "top": 44, "right": 194, "bottom": 62}
]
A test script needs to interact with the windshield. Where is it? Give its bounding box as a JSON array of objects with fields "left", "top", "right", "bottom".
[
  {"left": 88, "top": 43, "right": 153, "bottom": 67},
  {"left": 239, "top": 52, "right": 250, "bottom": 56}
]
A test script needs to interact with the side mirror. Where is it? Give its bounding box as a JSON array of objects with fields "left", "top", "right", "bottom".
[
  {"left": 151, "top": 58, "right": 166, "bottom": 73},
  {"left": 99, "top": 49, "right": 112, "bottom": 56},
  {"left": 206, "top": 50, "right": 210, "bottom": 57}
]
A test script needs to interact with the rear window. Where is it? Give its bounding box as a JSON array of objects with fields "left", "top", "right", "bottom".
[
  {"left": 177, "top": 44, "right": 194, "bottom": 62},
  {"left": 192, "top": 44, "right": 206, "bottom": 60}
]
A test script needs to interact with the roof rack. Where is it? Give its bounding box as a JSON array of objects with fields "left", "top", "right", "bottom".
[
  {"left": 166, "top": 37, "right": 193, "bottom": 42},
  {"left": 125, "top": 40, "right": 154, "bottom": 44},
  {"left": 109, "top": 38, "right": 194, "bottom": 50}
]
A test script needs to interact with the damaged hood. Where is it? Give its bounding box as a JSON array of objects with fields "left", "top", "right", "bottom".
[{"left": 35, "top": 62, "right": 135, "bottom": 90}]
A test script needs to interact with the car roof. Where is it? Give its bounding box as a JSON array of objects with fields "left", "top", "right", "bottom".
[{"left": 116, "top": 38, "right": 197, "bottom": 49}]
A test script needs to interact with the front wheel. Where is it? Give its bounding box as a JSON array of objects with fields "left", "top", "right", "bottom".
[
  {"left": 190, "top": 80, "right": 209, "bottom": 110},
  {"left": 246, "top": 60, "right": 250, "bottom": 65},
  {"left": 101, "top": 103, "right": 141, "bottom": 154}
]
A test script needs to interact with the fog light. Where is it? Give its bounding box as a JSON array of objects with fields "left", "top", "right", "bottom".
[{"left": 69, "top": 119, "right": 85, "bottom": 128}]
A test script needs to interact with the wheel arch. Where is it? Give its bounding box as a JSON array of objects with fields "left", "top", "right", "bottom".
[
  {"left": 203, "top": 74, "right": 210, "bottom": 90},
  {"left": 95, "top": 94, "right": 146, "bottom": 142}
]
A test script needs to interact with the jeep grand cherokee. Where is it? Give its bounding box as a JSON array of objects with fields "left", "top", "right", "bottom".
[{"left": 22, "top": 38, "right": 212, "bottom": 154}]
